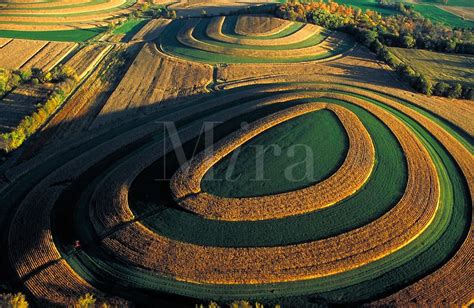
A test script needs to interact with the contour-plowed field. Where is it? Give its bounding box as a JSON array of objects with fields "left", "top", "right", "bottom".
[
  {"left": 0, "top": 0, "right": 139, "bottom": 31},
  {"left": 0, "top": 13, "right": 472, "bottom": 308},
  {"left": 159, "top": 15, "right": 354, "bottom": 63}
]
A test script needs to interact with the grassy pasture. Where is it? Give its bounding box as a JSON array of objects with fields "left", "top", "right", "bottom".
[
  {"left": 335, "top": 0, "right": 400, "bottom": 14},
  {"left": 390, "top": 47, "right": 474, "bottom": 87},
  {"left": 201, "top": 109, "right": 349, "bottom": 197}
]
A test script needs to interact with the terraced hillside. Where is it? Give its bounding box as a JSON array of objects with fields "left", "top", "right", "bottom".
[{"left": 0, "top": 14, "right": 472, "bottom": 307}]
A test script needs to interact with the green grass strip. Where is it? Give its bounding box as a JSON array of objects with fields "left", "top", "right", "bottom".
[
  {"left": 201, "top": 109, "right": 349, "bottom": 197},
  {"left": 193, "top": 18, "right": 327, "bottom": 51},
  {"left": 0, "top": 27, "right": 105, "bottom": 42},
  {"left": 113, "top": 18, "right": 148, "bottom": 41}
]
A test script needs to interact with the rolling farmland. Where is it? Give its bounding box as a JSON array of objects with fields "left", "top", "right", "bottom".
[
  {"left": 0, "top": 0, "right": 140, "bottom": 41},
  {"left": 0, "top": 6, "right": 472, "bottom": 308}
]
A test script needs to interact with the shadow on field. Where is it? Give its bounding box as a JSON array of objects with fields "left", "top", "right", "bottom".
[{"left": 325, "top": 61, "right": 409, "bottom": 91}]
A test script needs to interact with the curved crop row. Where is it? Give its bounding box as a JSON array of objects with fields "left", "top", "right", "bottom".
[
  {"left": 0, "top": 0, "right": 137, "bottom": 31},
  {"left": 206, "top": 16, "right": 322, "bottom": 47},
  {"left": 170, "top": 103, "right": 375, "bottom": 221},
  {"left": 234, "top": 14, "right": 293, "bottom": 37},
  {"left": 2, "top": 81, "right": 471, "bottom": 306},
  {"left": 160, "top": 16, "right": 353, "bottom": 63},
  {"left": 89, "top": 90, "right": 439, "bottom": 285},
  {"left": 176, "top": 19, "right": 338, "bottom": 58}
]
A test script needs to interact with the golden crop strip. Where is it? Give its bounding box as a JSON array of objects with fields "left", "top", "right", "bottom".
[
  {"left": 3, "top": 0, "right": 102, "bottom": 9},
  {"left": 90, "top": 93, "right": 343, "bottom": 232},
  {"left": 176, "top": 19, "right": 343, "bottom": 59},
  {"left": 170, "top": 103, "right": 375, "bottom": 221},
  {"left": 207, "top": 16, "right": 322, "bottom": 47},
  {"left": 376, "top": 233, "right": 473, "bottom": 305},
  {"left": 0, "top": 11, "right": 125, "bottom": 26},
  {"left": 0, "top": 38, "right": 12, "bottom": 48},
  {"left": 22, "top": 260, "right": 98, "bottom": 305},
  {"left": 346, "top": 88, "right": 473, "bottom": 305},
  {"left": 64, "top": 44, "right": 113, "bottom": 80},
  {"left": 94, "top": 90, "right": 439, "bottom": 284},
  {"left": 234, "top": 15, "right": 293, "bottom": 37},
  {"left": 1, "top": 0, "right": 127, "bottom": 15}
]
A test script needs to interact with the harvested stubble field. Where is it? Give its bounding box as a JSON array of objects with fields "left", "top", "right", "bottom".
[
  {"left": 0, "top": 39, "right": 78, "bottom": 71},
  {"left": 130, "top": 18, "right": 171, "bottom": 42},
  {"left": 21, "top": 41, "right": 78, "bottom": 72},
  {"left": 90, "top": 42, "right": 212, "bottom": 128},
  {"left": 235, "top": 14, "right": 292, "bottom": 36},
  {"left": 0, "top": 12, "right": 472, "bottom": 308},
  {"left": 0, "top": 38, "right": 48, "bottom": 69}
]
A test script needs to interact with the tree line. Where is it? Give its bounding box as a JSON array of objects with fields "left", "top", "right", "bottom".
[
  {"left": 275, "top": 0, "right": 473, "bottom": 99},
  {"left": 0, "top": 65, "right": 79, "bottom": 152}
]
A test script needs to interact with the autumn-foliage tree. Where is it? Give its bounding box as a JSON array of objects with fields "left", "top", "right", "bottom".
[
  {"left": 0, "top": 293, "right": 29, "bottom": 308},
  {"left": 277, "top": 0, "right": 473, "bottom": 54},
  {"left": 276, "top": 0, "right": 473, "bottom": 99},
  {"left": 0, "top": 66, "right": 79, "bottom": 152}
]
